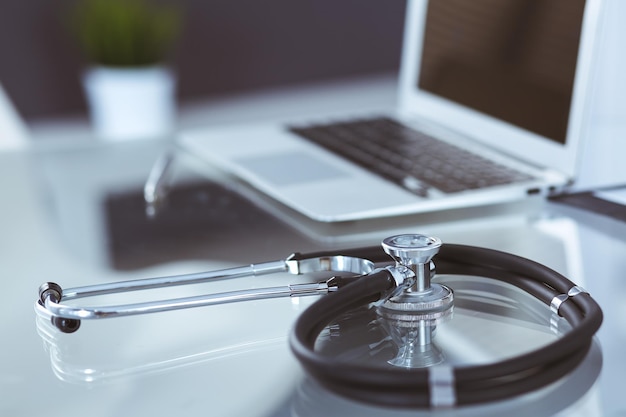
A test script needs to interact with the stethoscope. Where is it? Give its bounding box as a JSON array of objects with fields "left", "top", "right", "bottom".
[{"left": 35, "top": 233, "right": 602, "bottom": 409}]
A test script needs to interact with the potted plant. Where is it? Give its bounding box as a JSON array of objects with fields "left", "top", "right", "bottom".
[{"left": 69, "top": 0, "right": 182, "bottom": 140}]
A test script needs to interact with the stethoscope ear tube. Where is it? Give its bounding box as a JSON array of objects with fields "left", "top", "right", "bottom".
[{"left": 289, "top": 243, "right": 603, "bottom": 409}]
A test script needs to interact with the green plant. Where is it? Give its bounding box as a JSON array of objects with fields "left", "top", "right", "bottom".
[{"left": 70, "top": 0, "right": 182, "bottom": 67}]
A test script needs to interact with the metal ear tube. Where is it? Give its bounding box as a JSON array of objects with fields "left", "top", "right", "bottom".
[{"left": 35, "top": 251, "right": 381, "bottom": 333}]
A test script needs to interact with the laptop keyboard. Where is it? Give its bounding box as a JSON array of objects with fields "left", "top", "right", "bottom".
[{"left": 289, "top": 117, "right": 534, "bottom": 196}]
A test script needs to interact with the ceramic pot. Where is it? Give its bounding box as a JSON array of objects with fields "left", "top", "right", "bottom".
[{"left": 82, "top": 66, "right": 176, "bottom": 140}]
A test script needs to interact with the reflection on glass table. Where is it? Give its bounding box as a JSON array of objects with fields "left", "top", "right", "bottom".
[
  {"left": 315, "top": 275, "right": 570, "bottom": 366},
  {"left": 36, "top": 295, "right": 308, "bottom": 385}
]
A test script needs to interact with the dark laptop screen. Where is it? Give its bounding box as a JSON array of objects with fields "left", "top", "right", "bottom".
[{"left": 418, "top": 0, "right": 585, "bottom": 144}]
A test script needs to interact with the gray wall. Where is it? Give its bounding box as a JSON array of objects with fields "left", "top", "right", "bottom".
[{"left": 0, "top": 0, "right": 406, "bottom": 121}]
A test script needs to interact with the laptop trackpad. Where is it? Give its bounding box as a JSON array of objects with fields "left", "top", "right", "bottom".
[{"left": 235, "top": 151, "right": 349, "bottom": 186}]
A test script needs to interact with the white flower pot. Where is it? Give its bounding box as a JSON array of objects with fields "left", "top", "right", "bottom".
[{"left": 82, "top": 66, "right": 176, "bottom": 140}]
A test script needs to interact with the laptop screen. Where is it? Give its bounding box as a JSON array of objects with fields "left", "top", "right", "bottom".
[{"left": 418, "top": 0, "right": 585, "bottom": 145}]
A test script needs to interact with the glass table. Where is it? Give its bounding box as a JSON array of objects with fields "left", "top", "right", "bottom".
[{"left": 1, "top": 133, "right": 624, "bottom": 416}]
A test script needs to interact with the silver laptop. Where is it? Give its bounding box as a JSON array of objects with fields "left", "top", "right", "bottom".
[{"left": 179, "top": 0, "right": 603, "bottom": 222}]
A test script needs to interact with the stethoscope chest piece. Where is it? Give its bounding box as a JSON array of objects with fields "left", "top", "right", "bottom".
[{"left": 378, "top": 234, "right": 454, "bottom": 319}]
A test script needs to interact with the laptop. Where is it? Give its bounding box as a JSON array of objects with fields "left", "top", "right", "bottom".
[{"left": 179, "top": 0, "right": 603, "bottom": 222}]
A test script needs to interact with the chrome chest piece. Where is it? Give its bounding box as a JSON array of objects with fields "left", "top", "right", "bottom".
[
  {"left": 379, "top": 234, "right": 454, "bottom": 318},
  {"left": 377, "top": 234, "right": 454, "bottom": 368}
]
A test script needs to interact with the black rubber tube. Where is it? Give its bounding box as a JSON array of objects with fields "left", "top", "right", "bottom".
[{"left": 289, "top": 243, "right": 603, "bottom": 408}]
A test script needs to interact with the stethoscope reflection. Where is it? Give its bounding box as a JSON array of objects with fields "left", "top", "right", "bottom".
[
  {"left": 35, "top": 283, "right": 316, "bottom": 386},
  {"left": 36, "top": 311, "right": 289, "bottom": 384}
]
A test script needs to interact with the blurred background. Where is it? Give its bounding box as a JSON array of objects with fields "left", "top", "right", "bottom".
[{"left": 0, "top": 0, "right": 406, "bottom": 122}]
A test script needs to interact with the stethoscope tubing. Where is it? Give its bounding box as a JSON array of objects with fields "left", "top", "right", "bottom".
[{"left": 289, "top": 243, "right": 603, "bottom": 408}]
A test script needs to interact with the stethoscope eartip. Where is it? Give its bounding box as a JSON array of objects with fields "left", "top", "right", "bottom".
[{"left": 51, "top": 316, "right": 81, "bottom": 334}]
